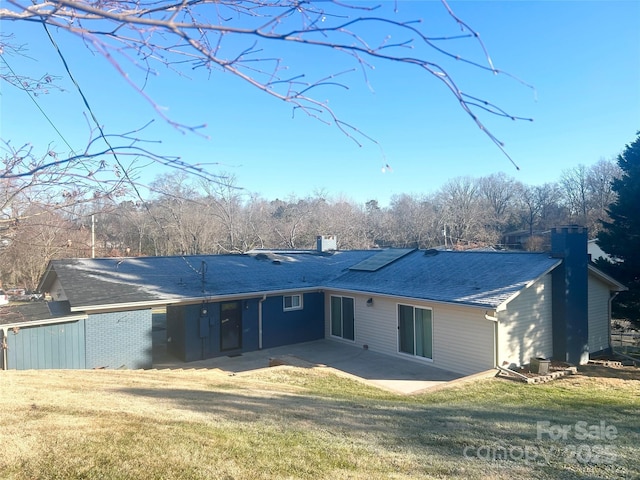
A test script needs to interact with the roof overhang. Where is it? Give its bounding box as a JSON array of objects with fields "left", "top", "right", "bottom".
[
  {"left": 37, "top": 261, "right": 56, "bottom": 293},
  {"left": 587, "top": 264, "right": 628, "bottom": 292},
  {"left": 0, "top": 313, "right": 88, "bottom": 330},
  {"left": 495, "top": 259, "right": 562, "bottom": 312},
  {"left": 70, "top": 286, "right": 325, "bottom": 313},
  {"left": 321, "top": 286, "right": 497, "bottom": 311}
]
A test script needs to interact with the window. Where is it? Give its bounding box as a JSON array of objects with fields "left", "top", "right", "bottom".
[
  {"left": 283, "top": 294, "right": 303, "bottom": 311},
  {"left": 398, "top": 304, "right": 432, "bottom": 359},
  {"left": 330, "top": 296, "right": 355, "bottom": 341}
]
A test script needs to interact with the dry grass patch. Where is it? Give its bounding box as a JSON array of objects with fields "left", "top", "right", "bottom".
[{"left": 1, "top": 366, "right": 638, "bottom": 479}]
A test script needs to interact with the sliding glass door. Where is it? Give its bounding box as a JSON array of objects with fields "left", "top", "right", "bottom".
[
  {"left": 398, "top": 304, "right": 432, "bottom": 359},
  {"left": 330, "top": 296, "right": 355, "bottom": 341}
]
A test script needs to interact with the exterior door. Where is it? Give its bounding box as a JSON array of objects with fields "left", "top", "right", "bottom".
[
  {"left": 330, "top": 296, "right": 355, "bottom": 341},
  {"left": 220, "top": 301, "right": 242, "bottom": 351}
]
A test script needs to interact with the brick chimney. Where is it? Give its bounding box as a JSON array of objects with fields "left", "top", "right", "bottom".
[{"left": 551, "top": 226, "right": 589, "bottom": 365}]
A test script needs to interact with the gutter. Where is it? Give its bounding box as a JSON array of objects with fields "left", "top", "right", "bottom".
[
  {"left": 322, "top": 287, "right": 500, "bottom": 311},
  {"left": 0, "top": 314, "right": 87, "bottom": 330},
  {"left": 69, "top": 287, "right": 323, "bottom": 313},
  {"left": 72, "top": 282, "right": 516, "bottom": 315}
]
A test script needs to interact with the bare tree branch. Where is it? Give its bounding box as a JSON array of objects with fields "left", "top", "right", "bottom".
[{"left": 1, "top": 0, "right": 533, "bottom": 158}]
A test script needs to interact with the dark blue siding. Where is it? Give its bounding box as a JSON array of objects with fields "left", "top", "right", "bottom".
[
  {"left": 262, "top": 292, "right": 324, "bottom": 349},
  {"left": 169, "top": 300, "right": 260, "bottom": 361},
  {"left": 168, "top": 294, "right": 321, "bottom": 362},
  {"left": 167, "top": 304, "right": 204, "bottom": 362},
  {"left": 6, "top": 320, "right": 86, "bottom": 370},
  {"left": 551, "top": 227, "right": 589, "bottom": 364},
  {"left": 242, "top": 299, "right": 260, "bottom": 352}
]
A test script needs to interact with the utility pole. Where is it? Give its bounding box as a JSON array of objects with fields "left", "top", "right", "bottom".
[{"left": 91, "top": 214, "right": 95, "bottom": 259}]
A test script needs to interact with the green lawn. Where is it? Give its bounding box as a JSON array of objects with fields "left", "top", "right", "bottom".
[{"left": 0, "top": 364, "right": 638, "bottom": 479}]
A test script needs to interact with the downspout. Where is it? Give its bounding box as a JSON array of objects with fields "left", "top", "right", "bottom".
[
  {"left": 258, "top": 295, "right": 267, "bottom": 350},
  {"left": 1, "top": 326, "right": 8, "bottom": 370},
  {"left": 485, "top": 311, "right": 499, "bottom": 368},
  {"left": 608, "top": 292, "right": 620, "bottom": 353}
]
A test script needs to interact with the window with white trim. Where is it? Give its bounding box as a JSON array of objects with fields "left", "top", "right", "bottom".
[{"left": 283, "top": 294, "right": 303, "bottom": 311}]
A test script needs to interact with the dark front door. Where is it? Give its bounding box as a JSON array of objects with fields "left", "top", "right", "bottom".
[{"left": 220, "top": 301, "right": 242, "bottom": 351}]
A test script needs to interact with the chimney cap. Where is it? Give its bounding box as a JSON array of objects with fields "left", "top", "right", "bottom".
[{"left": 552, "top": 225, "right": 587, "bottom": 235}]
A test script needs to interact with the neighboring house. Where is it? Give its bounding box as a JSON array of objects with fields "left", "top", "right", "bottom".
[
  {"left": 1, "top": 228, "right": 626, "bottom": 375},
  {"left": 500, "top": 229, "right": 549, "bottom": 250},
  {"left": 587, "top": 239, "right": 612, "bottom": 262}
]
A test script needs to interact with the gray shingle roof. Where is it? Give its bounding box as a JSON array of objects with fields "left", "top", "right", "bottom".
[
  {"left": 41, "top": 248, "right": 564, "bottom": 311},
  {"left": 44, "top": 250, "right": 377, "bottom": 309},
  {"left": 0, "top": 301, "right": 78, "bottom": 326},
  {"left": 327, "top": 250, "right": 561, "bottom": 309}
]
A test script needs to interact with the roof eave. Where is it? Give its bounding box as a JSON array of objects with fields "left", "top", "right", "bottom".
[
  {"left": 495, "top": 259, "right": 562, "bottom": 312},
  {"left": 322, "top": 286, "right": 498, "bottom": 310},
  {"left": 0, "top": 313, "right": 88, "bottom": 329},
  {"left": 37, "top": 261, "right": 57, "bottom": 294},
  {"left": 587, "top": 264, "right": 628, "bottom": 292},
  {"left": 69, "top": 286, "right": 324, "bottom": 312}
]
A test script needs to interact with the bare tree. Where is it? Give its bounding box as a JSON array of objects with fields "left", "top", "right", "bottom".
[
  {"left": 559, "top": 160, "right": 621, "bottom": 236},
  {"left": 387, "top": 194, "right": 440, "bottom": 249},
  {"left": 2, "top": 0, "right": 531, "bottom": 194},
  {"left": 0, "top": 205, "right": 90, "bottom": 289},
  {"left": 586, "top": 158, "right": 620, "bottom": 236},
  {"left": 199, "top": 174, "right": 249, "bottom": 253},
  {"left": 1, "top": 0, "right": 538, "bottom": 287},
  {"left": 269, "top": 197, "right": 315, "bottom": 249},
  {"left": 560, "top": 164, "right": 590, "bottom": 226},
  {"left": 437, "top": 176, "right": 496, "bottom": 247},
  {"left": 516, "top": 182, "right": 566, "bottom": 240},
  {"left": 478, "top": 172, "right": 519, "bottom": 232}
]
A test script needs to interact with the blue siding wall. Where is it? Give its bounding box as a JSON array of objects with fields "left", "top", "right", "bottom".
[
  {"left": 5, "top": 320, "right": 86, "bottom": 370},
  {"left": 168, "top": 300, "right": 260, "bottom": 362},
  {"left": 262, "top": 292, "right": 324, "bottom": 349},
  {"left": 167, "top": 304, "right": 207, "bottom": 362},
  {"left": 242, "top": 299, "right": 260, "bottom": 352},
  {"left": 167, "top": 305, "right": 189, "bottom": 361},
  {"left": 167, "top": 294, "right": 321, "bottom": 362},
  {"left": 85, "top": 310, "right": 152, "bottom": 369}
]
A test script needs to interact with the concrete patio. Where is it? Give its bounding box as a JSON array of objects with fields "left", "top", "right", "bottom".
[{"left": 152, "top": 312, "right": 493, "bottom": 394}]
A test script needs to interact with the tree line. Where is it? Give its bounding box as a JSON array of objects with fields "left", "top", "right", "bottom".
[{"left": 0, "top": 158, "right": 620, "bottom": 290}]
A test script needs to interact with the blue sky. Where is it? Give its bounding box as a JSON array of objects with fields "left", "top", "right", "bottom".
[{"left": 2, "top": 1, "right": 639, "bottom": 206}]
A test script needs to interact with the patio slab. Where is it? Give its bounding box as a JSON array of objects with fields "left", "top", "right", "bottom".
[{"left": 153, "top": 335, "right": 482, "bottom": 394}]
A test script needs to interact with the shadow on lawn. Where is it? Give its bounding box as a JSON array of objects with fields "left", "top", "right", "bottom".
[{"left": 115, "top": 379, "right": 637, "bottom": 480}]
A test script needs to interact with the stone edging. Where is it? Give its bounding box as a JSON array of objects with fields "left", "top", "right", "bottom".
[{"left": 523, "top": 367, "right": 577, "bottom": 384}]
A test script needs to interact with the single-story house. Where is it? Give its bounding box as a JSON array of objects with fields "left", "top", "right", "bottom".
[{"left": 1, "top": 227, "right": 626, "bottom": 375}]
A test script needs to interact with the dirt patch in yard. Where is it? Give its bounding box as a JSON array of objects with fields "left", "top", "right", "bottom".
[
  {"left": 577, "top": 363, "right": 640, "bottom": 382},
  {"left": 498, "top": 357, "right": 640, "bottom": 385}
]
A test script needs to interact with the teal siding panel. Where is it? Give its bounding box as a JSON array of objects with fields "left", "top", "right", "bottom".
[{"left": 6, "top": 320, "right": 86, "bottom": 370}]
